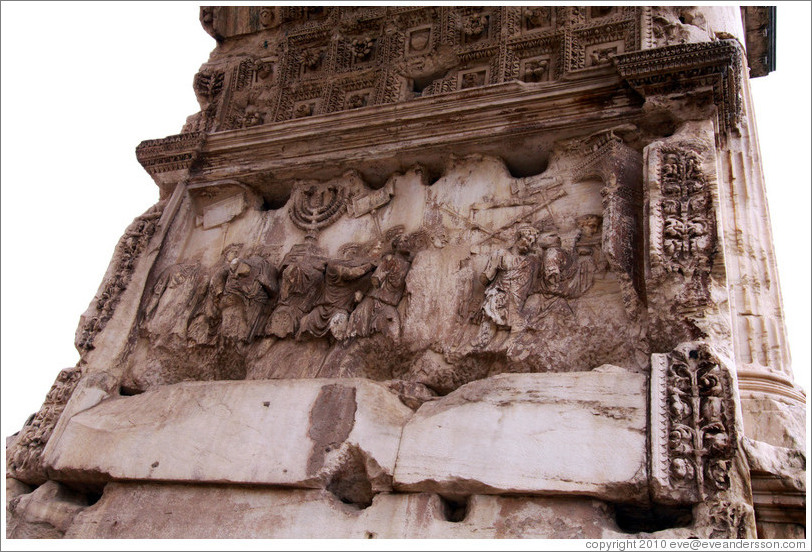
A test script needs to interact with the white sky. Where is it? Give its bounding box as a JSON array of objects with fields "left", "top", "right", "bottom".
[{"left": 1, "top": 0, "right": 809, "bottom": 470}]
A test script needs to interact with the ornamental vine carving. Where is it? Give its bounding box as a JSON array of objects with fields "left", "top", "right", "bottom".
[
  {"left": 659, "top": 147, "right": 714, "bottom": 275},
  {"left": 651, "top": 343, "right": 737, "bottom": 504},
  {"left": 7, "top": 367, "right": 83, "bottom": 485}
]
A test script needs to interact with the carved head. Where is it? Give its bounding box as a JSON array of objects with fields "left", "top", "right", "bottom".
[
  {"left": 515, "top": 226, "right": 539, "bottom": 254},
  {"left": 577, "top": 214, "right": 602, "bottom": 238},
  {"left": 255, "top": 61, "right": 273, "bottom": 80}
]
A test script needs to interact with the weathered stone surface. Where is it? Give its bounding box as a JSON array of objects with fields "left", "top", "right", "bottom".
[
  {"left": 45, "top": 379, "right": 412, "bottom": 495},
  {"left": 743, "top": 437, "right": 806, "bottom": 539},
  {"left": 740, "top": 395, "right": 806, "bottom": 450},
  {"left": 66, "top": 481, "right": 635, "bottom": 539},
  {"left": 6, "top": 480, "right": 93, "bottom": 539},
  {"left": 6, "top": 5, "right": 805, "bottom": 540},
  {"left": 394, "top": 370, "right": 648, "bottom": 502},
  {"left": 743, "top": 437, "right": 806, "bottom": 492}
]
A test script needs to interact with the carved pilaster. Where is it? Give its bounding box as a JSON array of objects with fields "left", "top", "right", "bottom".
[
  {"left": 644, "top": 120, "right": 731, "bottom": 352},
  {"left": 651, "top": 343, "right": 737, "bottom": 503},
  {"left": 650, "top": 342, "right": 757, "bottom": 538}
]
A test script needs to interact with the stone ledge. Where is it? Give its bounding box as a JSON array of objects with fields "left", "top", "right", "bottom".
[
  {"left": 393, "top": 370, "right": 649, "bottom": 503},
  {"left": 43, "top": 378, "right": 412, "bottom": 495},
  {"left": 65, "top": 481, "right": 633, "bottom": 539}
]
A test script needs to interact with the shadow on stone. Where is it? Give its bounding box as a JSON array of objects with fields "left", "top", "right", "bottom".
[{"left": 613, "top": 502, "right": 693, "bottom": 533}]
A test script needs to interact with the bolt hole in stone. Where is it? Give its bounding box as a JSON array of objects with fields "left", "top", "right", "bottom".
[
  {"left": 439, "top": 495, "right": 469, "bottom": 523},
  {"left": 261, "top": 194, "right": 289, "bottom": 211},
  {"left": 613, "top": 503, "right": 693, "bottom": 533},
  {"left": 364, "top": 531, "right": 376, "bottom": 538},
  {"left": 119, "top": 385, "right": 144, "bottom": 396},
  {"left": 86, "top": 489, "right": 104, "bottom": 506}
]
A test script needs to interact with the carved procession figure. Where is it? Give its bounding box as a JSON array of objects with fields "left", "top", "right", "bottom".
[
  {"left": 268, "top": 243, "right": 326, "bottom": 339},
  {"left": 213, "top": 254, "right": 278, "bottom": 343},
  {"left": 535, "top": 234, "right": 595, "bottom": 300},
  {"left": 348, "top": 236, "right": 412, "bottom": 340},
  {"left": 143, "top": 262, "right": 209, "bottom": 345},
  {"left": 297, "top": 256, "right": 375, "bottom": 340},
  {"left": 475, "top": 225, "right": 540, "bottom": 345}
]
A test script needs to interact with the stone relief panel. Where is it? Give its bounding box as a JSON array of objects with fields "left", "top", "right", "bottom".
[
  {"left": 651, "top": 343, "right": 737, "bottom": 504},
  {"left": 184, "top": 6, "right": 643, "bottom": 131},
  {"left": 121, "top": 130, "right": 651, "bottom": 398},
  {"left": 651, "top": 342, "right": 757, "bottom": 537},
  {"left": 644, "top": 121, "right": 731, "bottom": 354}
]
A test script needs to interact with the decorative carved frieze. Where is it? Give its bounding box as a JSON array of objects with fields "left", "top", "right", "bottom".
[
  {"left": 6, "top": 367, "right": 83, "bottom": 485},
  {"left": 613, "top": 40, "right": 744, "bottom": 136},
  {"left": 658, "top": 147, "right": 714, "bottom": 275},
  {"left": 645, "top": 125, "right": 718, "bottom": 313},
  {"left": 651, "top": 343, "right": 738, "bottom": 504},
  {"left": 187, "top": 6, "right": 642, "bottom": 129}
]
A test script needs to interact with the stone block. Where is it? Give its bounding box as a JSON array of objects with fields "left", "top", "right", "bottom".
[
  {"left": 393, "top": 370, "right": 648, "bottom": 502},
  {"left": 65, "top": 481, "right": 631, "bottom": 538},
  {"left": 6, "top": 480, "right": 92, "bottom": 539},
  {"left": 740, "top": 395, "right": 806, "bottom": 450},
  {"left": 44, "top": 379, "right": 413, "bottom": 498}
]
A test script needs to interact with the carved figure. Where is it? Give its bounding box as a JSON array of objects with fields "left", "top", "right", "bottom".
[
  {"left": 462, "top": 14, "right": 488, "bottom": 38},
  {"left": 525, "top": 7, "right": 551, "bottom": 30},
  {"left": 144, "top": 263, "right": 208, "bottom": 344},
  {"left": 294, "top": 103, "right": 314, "bottom": 118},
  {"left": 347, "top": 94, "right": 368, "bottom": 109},
  {"left": 211, "top": 254, "right": 278, "bottom": 342},
  {"left": 297, "top": 258, "right": 375, "bottom": 339},
  {"left": 590, "top": 46, "right": 617, "bottom": 65},
  {"left": 475, "top": 226, "right": 539, "bottom": 345},
  {"left": 535, "top": 236, "right": 595, "bottom": 300},
  {"left": 348, "top": 237, "right": 412, "bottom": 339},
  {"left": 268, "top": 245, "right": 326, "bottom": 338},
  {"left": 523, "top": 60, "right": 549, "bottom": 82},
  {"left": 243, "top": 106, "right": 264, "bottom": 127}
]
